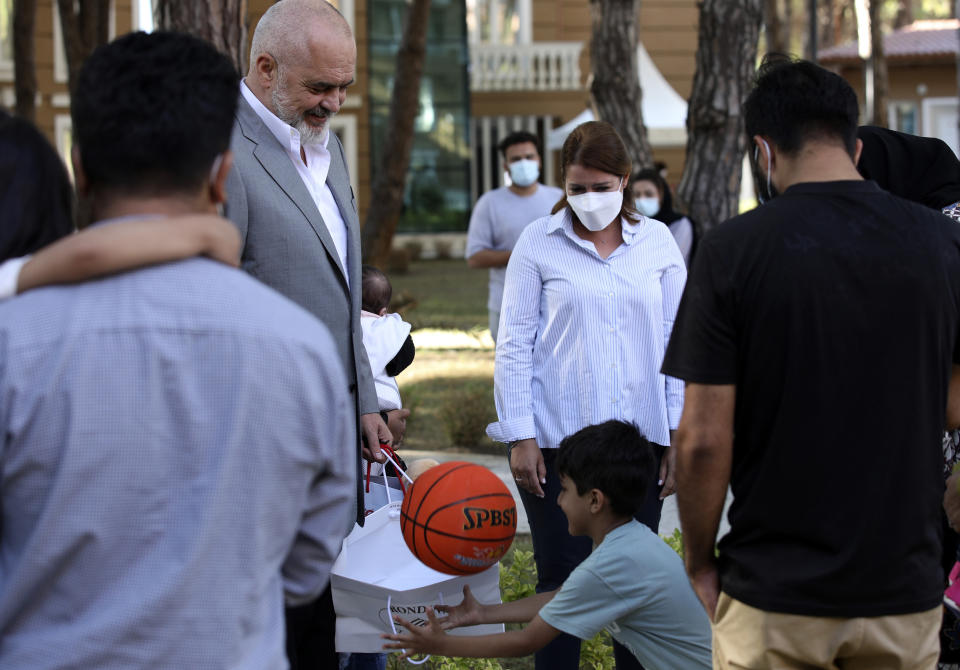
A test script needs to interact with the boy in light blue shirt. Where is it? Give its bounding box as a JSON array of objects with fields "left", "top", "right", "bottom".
[{"left": 384, "top": 420, "right": 712, "bottom": 668}]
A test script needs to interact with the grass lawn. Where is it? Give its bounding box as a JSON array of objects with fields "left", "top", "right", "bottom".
[
  {"left": 390, "top": 260, "right": 498, "bottom": 453},
  {"left": 391, "top": 259, "right": 490, "bottom": 332}
]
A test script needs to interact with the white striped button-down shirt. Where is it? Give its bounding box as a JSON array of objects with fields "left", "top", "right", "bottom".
[{"left": 487, "top": 208, "right": 687, "bottom": 449}]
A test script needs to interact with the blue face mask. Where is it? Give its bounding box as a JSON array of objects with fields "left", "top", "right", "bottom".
[
  {"left": 508, "top": 159, "right": 540, "bottom": 188},
  {"left": 634, "top": 197, "right": 660, "bottom": 218}
]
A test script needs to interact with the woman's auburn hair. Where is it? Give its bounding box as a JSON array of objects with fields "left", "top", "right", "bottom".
[{"left": 550, "top": 120, "right": 640, "bottom": 224}]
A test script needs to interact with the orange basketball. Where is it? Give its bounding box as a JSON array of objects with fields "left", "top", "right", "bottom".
[{"left": 400, "top": 461, "right": 517, "bottom": 575}]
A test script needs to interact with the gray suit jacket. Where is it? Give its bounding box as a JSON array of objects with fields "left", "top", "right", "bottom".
[{"left": 224, "top": 94, "right": 378, "bottom": 417}]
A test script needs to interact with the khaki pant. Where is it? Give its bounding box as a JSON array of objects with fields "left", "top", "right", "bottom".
[{"left": 712, "top": 592, "right": 942, "bottom": 670}]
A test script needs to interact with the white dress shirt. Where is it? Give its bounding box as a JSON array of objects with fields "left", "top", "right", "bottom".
[
  {"left": 240, "top": 81, "right": 349, "bottom": 283},
  {"left": 487, "top": 209, "right": 686, "bottom": 449}
]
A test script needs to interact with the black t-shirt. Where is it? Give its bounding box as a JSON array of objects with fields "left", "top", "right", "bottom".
[{"left": 663, "top": 180, "right": 960, "bottom": 617}]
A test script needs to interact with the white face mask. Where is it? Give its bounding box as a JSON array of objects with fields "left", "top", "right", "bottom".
[
  {"left": 508, "top": 159, "right": 540, "bottom": 188},
  {"left": 567, "top": 177, "right": 624, "bottom": 232},
  {"left": 634, "top": 197, "right": 660, "bottom": 218}
]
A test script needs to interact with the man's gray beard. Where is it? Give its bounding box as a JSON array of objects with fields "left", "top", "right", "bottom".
[{"left": 272, "top": 84, "right": 331, "bottom": 146}]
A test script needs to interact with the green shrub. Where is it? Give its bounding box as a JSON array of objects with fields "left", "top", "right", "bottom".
[
  {"left": 434, "top": 240, "right": 453, "bottom": 260},
  {"left": 438, "top": 384, "right": 496, "bottom": 447},
  {"left": 429, "top": 657, "right": 504, "bottom": 669},
  {"left": 580, "top": 631, "right": 615, "bottom": 670},
  {"left": 661, "top": 528, "right": 684, "bottom": 558},
  {"left": 403, "top": 241, "right": 425, "bottom": 261},
  {"left": 388, "top": 248, "right": 411, "bottom": 274},
  {"left": 499, "top": 549, "right": 537, "bottom": 602}
]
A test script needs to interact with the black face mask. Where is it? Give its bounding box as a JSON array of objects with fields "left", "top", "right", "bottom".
[{"left": 751, "top": 141, "right": 779, "bottom": 204}]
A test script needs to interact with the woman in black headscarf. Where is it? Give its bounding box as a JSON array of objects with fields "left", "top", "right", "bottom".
[
  {"left": 857, "top": 125, "right": 960, "bottom": 214},
  {"left": 628, "top": 168, "right": 698, "bottom": 266},
  {"left": 858, "top": 124, "right": 960, "bottom": 663}
]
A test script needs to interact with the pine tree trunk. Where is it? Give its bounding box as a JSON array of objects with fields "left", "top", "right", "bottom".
[
  {"left": 56, "top": 0, "right": 111, "bottom": 95},
  {"left": 764, "top": 0, "right": 790, "bottom": 53},
  {"left": 155, "top": 0, "right": 249, "bottom": 74},
  {"left": 589, "top": 0, "right": 653, "bottom": 172},
  {"left": 894, "top": 0, "right": 912, "bottom": 28},
  {"left": 13, "top": 0, "right": 37, "bottom": 122},
  {"left": 677, "top": 0, "right": 763, "bottom": 233},
  {"left": 869, "top": 0, "right": 888, "bottom": 126},
  {"left": 361, "top": 0, "right": 432, "bottom": 267},
  {"left": 819, "top": 0, "right": 836, "bottom": 50}
]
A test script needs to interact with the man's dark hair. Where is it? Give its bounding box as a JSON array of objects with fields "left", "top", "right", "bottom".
[
  {"left": 556, "top": 420, "right": 655, "bottom": 517},
  {"left": 361, "top": 265, "right": 392, "bottom": 313},
  {"left": 498, "top": 130, "right": 541, "bottom": 159},
  {"left": 744, "top": 54, "right": 859, "bottom": 158},
  {"left": 0, "top": 114, "right": 74, "bottom": 261},
  {"left": 71, "top": 31, "right": 239, "bottom": 197}
]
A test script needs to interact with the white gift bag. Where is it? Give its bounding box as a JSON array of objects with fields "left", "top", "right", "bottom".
[
  {"left": 362, "top": 448, "right": 407, "bottom": 515},
  {"left": 332, "top": 501, "right": 504, "bottom": 653},
  {"left": 363, "top": 474, "right": 404, "bottom": 515}
]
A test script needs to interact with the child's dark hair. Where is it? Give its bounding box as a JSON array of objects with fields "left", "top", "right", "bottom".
[
  {"left": 361, "top": 265, "right": 392, "bottom": 313},
  {"left": 556, "top": 420, "right": 655, "bottom": 517}
]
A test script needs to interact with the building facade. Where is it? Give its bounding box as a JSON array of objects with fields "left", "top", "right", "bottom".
[
  {"left": 6, "top": 0, "right": 699, "bottom": 233},
  {"left": 820, "top": 19, "right": 959, "bottom": 155}
]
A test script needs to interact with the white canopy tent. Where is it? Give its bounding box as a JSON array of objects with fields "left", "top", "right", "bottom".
[{"left": 547, "top": 43, "right": 688, "bottom": 150}]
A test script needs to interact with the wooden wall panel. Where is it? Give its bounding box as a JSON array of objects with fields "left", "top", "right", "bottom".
[
  {"left": 470, "top": 90, "right": 587, "bottom": 119},
  {"left": 836, "top": 62, "right": 958, "bottom": 121}
]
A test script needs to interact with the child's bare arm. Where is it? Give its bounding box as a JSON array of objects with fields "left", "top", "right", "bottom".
[
  {"left": 383, "top": 607, "right": 559, "bottom": 659},
  {"left": 436, "top": 585, "right": 557, "bottom": 629},
  {"left": 16, "top": 215, "right": 241, "bottom": 293}
]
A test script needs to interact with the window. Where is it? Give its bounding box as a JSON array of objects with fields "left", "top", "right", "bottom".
[
  {"left": 329, "top": 114, "right": 358, "bottom": 199},
  {"left": 888, "top": 101, "right": 918, "bottom": 136},
  {"left": 369, "top": 0, "right": 471, "bottom": 233},
  {"left": 922, "top": 97, "right": 959, "bottom": 158},
  {"left": 466, "top": 0, "right": 530, "bottom": 45}
]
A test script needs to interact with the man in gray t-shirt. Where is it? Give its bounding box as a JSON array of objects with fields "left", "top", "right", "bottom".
[{"left": 465, "top": 131, "right": 562, "bottom": 342}]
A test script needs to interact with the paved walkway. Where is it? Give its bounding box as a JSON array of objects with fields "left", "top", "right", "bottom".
[{"left": 398, "top": 448, "right": 732, "bottom": 539}]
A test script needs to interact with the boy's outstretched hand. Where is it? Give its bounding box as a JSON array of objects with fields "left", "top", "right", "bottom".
[
  {"left": 383, "top": 607, "right": 448, "bottom": 659},
  {"left": 435, "top": 585, "right": 484, "bottom": 630}
]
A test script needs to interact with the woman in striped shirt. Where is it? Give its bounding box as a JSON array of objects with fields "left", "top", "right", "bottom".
[{"left": 486, "top": 121, "right": 687, "bottom": 670}]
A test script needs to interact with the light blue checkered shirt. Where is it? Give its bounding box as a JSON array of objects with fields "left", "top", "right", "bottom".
[{"left": 0, "top": 254, "right": 356, "bottom": 669}]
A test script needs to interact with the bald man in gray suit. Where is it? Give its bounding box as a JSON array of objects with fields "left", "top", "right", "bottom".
[{"left": 224, "top": 2, "right": 397, "bottom": 666}]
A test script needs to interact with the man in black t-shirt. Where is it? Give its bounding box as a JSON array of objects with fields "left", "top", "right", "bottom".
[{"left": 663, "top": 55, "right": 960, "bottom": 669}]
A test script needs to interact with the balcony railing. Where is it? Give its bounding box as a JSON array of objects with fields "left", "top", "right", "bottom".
[{"left": 469, "top": 42, "right": 584, "bottom": 92}]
